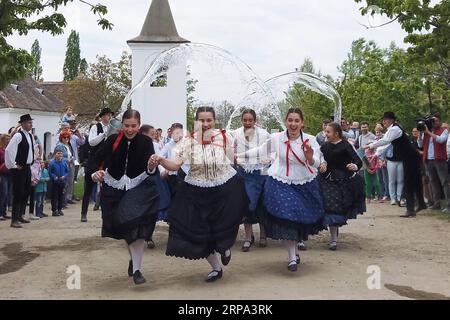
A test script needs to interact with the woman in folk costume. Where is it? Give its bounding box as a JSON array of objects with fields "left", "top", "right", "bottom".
[
  {"left": 91, "top": 109, "right": 160, "bottom": 285},
  {"left": 237, "top": 107, "right": 325, "bottom": 272},
  {"left": 150, "top": 106, "right": 248, "bottom": 282},
  {"left": 318, "top": 122, "right": 366, "bottom": 251},
  {"left": 233, "top": 108, "right": 272, "bottom": 251}
]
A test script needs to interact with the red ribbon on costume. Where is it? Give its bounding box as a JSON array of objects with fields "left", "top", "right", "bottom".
[
  {"left": 284, "top": 139, "right": 314, "bottom": 176},
  {"left": 191, "top": 128, "right": 227, "bottom": 150},
  {"left": 112, "top": 129, "right": 124, "bottom": 152}
]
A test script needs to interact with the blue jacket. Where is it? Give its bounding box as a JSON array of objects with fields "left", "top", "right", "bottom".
[
  {"left": 49, "top": 159, "right": 68, "bottom": 182},
  {"left": 36, "top": 168, "right": 49, "bottom": 193}
]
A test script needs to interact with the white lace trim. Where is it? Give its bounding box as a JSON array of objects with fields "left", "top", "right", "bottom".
[
  {"left": 240, "top": 163, "right": 267, "bottom": 173},
  {"left": 269, "top": 173, "right": 317, "bottom": 186},
  {"left": 103, "top": 170, "right": 148, "bottom": 191},
  {"left": 184, "top": 168, "right": 237, "bottom": 188}
]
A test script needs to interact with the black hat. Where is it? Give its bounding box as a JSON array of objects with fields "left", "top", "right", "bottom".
[
  {"left": 382, "top": 112, "right": 396, "bottom": 121},
  {"left": 99, "top": 107, "right": 114, "bottom": 117},
  {"left": 18, "top": 114, "right": 33, "bottom": 123}
]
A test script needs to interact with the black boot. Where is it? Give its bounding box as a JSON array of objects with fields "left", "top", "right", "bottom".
[
  {"left": 133, "top": 270, "right": 146, "bottom": 285},
  {"left": 128, "top": 260, "right": 133, "bottom": 277}
]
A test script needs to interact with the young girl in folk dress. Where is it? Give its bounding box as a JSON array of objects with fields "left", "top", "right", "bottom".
[
  {"left": 150, "top": 107, "right": 248, "bottom": 282},
  {"left": 238, "top": 107, "right": 325, "bottom": 272},
  {"left": 233, "top": 108, "right": 272, "bottom": 251},
  {"left": 318, "top": 122, "right": 366, "bottom": 250},
  {"left": 91, "top": 109, "right": 160, "bottom": 285}
]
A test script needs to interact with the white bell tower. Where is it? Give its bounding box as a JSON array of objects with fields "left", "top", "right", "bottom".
[{"left": 127, "top": 0, "right": 190, "bottom": 131}]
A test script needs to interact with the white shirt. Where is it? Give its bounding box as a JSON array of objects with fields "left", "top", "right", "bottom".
[
  {"left": 158, "top": 139, "right": 190, "bottom": 175},
  {"left": 89, "top": 122, "right": 110, "bottom": 146},
  {"left": 447, "top": 133, "right": 450, "bottom": 158},
  {"left": 232, "top": 126, "right": 273, "bottom": 173},
  {"left": 5, "top": 129, "right": 35, "bottom": 169},
  {"left": 241, "top": 131, "right": 321, "bottom": 185},
  {"left": 368, "top": 124, "right": 403, "bottom": 157}
]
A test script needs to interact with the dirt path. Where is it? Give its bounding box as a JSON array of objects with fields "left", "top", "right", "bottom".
[{"left": 0, "top": 200, "right": 449, "bottom": 300}]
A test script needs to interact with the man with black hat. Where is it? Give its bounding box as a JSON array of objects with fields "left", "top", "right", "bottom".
[
  {"left": 365, "top": 112, "right": 426, "bottom": 217},
  {"left": 80, "top": 107, "right": 114, "bottom": 222},
  {"left": 5, "top": 114, "right": 36, "bottom": 228}
]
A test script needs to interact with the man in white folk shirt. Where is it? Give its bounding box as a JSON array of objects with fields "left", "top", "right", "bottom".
[
  {"left": 5, "top": 114, "right": 36, "bottom": 228},
  {"left": 365, "top": 112, "right": 426, "bottom": 217},
  {"left": 80, "top": 107, "right": 113, "bottom": 222}
]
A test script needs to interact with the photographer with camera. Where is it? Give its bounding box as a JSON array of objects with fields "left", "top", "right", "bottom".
[
  {"left": 417, "top": 114, "right": 449, "bottom": 213},
  {"left": 365, "top": 112, "right": 426, "bottom": 217}
]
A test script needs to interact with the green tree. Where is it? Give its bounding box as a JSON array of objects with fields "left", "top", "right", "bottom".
[
  {"left": 284, "top": 58, "right": 336, "bottom": 134},
  {"left": 336, "top": 38, "right": 438, "bottom": 130},
  {"left": 186, "top": 67, "right": 198, "bottom": 132},
  {"left": 355, "top": 0, "right": 450, "bottom": 91},
  {"left": 87, "top": 51, "right": 132, "bottom": 112},
  {"left": 30, "top": 39, "right": 43, "bottom": 81},
  {"left": 63, "top": 30, "right": 81, "bottom": 80},
  {"left": 0, "top": 0, "right": 112, "bottom": 88},
  {"left": 79, "top": 58, "right": 88, "bottom": 75}
]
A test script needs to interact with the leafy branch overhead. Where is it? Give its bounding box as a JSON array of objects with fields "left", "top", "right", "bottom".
[{"left": 0, "top": 0, "right": 112, "bottom": 89}]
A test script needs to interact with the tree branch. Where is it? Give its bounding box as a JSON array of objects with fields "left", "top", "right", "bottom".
[{"left": 357, "top": 14, "right": 400, "bottom": 30}]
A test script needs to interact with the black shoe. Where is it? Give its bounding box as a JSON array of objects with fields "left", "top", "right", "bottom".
[
  {"left": 58, "top": 211, "right": 64, "bottom": 216},
  {"left": 400, "top": 211, "right": 416, "bottom": 218},
  {"left": 10, "top": 221, "right": 22, "bottom": 228},
  {"left": 416, "top": 204, "right": 427, "bottom": 212},
  {"left": 93, "top": 205, "right": 100, "bottom": 211},
  {"left": 52, "top": 211, "right": 60, "bottom": 217},
  {"left": 241, "top": 240, "right": 252, "bottom": 252},
  {"left": 3, "top": 215, "right": 11, "bottom": 220},
  {"left": 81, "top": 214, "right": 87, "bottom": 222},
  {"left": 221, "top": 250, "right": 231, "bottom": 266},
  {"left": 67, "top": 200, "right": 75, "bottom": 204},
  {"left": 18, "top": 217, "right": 30, "bottom": 223},
  {"left": 287, "top": 260, "right": 298, "bottom": 272},
  {"left": 40, "top": 213, "right": 48, "bottom": 217},
  {"left": 147, "top": 239, "right": 155, "bottom": 249},
  {"left": 296, "top": 254, "right": 300, "bottom": 264},
  {"left": 133, "top": 270, "right": 146, "bottom": 285},
  {"left": 329, "top": 242, "right": 337, "bottom": 251},
  {"left": 205, "top": 269, "right": 223, "bottom": 282},
  {"left": 0, "top": 216, "right": 5, "bottom": 221},
  {"left": 297, "top": 242, "right": 307, "bottom": 251},
  {"left": 128, "top": 260, "right": 133, "bottom": 277}
]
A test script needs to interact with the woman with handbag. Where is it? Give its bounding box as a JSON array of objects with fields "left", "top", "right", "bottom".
[
  {"left": 318, "top": 122, "right": 366, "bottom": 251},
  {"left": 91, "top": 109, "right": 160, "bottom": 285}
]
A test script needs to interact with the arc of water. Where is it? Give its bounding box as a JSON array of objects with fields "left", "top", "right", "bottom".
[{"left": 264, "top": 71, "right": 342, "bottom": 123}]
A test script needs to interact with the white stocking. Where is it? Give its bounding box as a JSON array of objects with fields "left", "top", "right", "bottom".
[
  {"left": 128, "top": 239, "right": 145, "bottom": 273},
  {"left": 206, "top": 252, "right": 222, "bottom": 271}
]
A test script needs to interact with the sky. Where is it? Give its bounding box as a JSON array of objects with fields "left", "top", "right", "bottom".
[{"left": 6, "top": 0, "right": 409, "bottom": 82}]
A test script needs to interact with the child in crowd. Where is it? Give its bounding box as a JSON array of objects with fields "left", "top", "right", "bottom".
[
  {"left": 49, "top": 150, "right": 68, "bottom": 216},
  {"left": 35, "top": 160, "right": 50, "bottom": 217},
  {"left": 62, "top": 106, "right": 76, "bottom": 124},
  {"left": 364, "top": 140, "right": 382, "bottom": 202}
]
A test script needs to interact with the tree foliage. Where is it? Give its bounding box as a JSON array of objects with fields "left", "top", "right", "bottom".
[
  {"left": 30, "top": 39, "right": 43, "bottom": 81},
  {"left": 337, "top": 38, "right": 448, "bottom": 131},
  {"left": 87, "top": 51, "right": 132, "bottom": 113},
  {"left": 0, "top": 0, "right": 112, "bottom": 88},
  {"left": 63, "top": 30, "right": 80, "bottom": 80}
]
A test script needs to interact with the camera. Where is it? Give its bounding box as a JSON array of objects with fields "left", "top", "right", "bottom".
[{"left": 416, "top": 115, "right": 435, "bottom": 132}]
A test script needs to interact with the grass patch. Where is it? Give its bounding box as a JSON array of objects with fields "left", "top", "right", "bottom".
[
  {"left": 423, "top": 209, "right": 450, "bottom": 222},
  {"left": 74, "top": 179, "right": 85, "bottom": 200}
]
